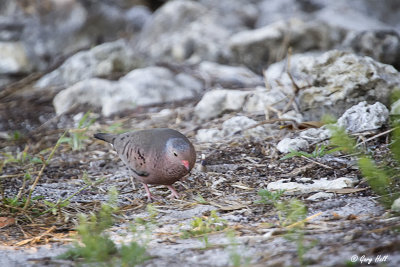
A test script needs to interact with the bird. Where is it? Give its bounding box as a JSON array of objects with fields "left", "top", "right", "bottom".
[{"left": 94, "top": 128, "right": 196, "bottom": 201}]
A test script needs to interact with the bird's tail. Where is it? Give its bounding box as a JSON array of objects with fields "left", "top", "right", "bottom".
[{"left": 93, "top": 133, "right": 116, "bottom": 144}]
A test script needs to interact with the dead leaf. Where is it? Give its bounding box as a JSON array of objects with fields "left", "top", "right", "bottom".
[
  {"left": 346, "top": 214, "right": 358, "bottom": 220},
  {"left": 281, "top": 121, "right": 324, "bottom": 130},
  {"left": 231, "top": 183, "right": 253, "bottom": 190},
  {"left": 0, "top": 217, "right": 15, "bottom": 228},
  {"left": 331, "top": 212, "right": 341, "bottom": 220},
  {"left": 219, "top": 204, "right": 247, "bottom": 211}
]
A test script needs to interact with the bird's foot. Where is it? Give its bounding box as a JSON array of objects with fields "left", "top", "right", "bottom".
[
  {"left": 167, "top": 185, "right": 180, "bottom": 199},
  {"left": 147, "top": 193, "right": 161, "bottom": 202},
  {"left": 142, "top": 183, "right": 161, "bottom": 202}
]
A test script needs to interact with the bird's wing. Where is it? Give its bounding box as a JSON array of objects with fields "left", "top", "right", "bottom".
[{"left": 114, "top": 133, "right": 152, "bottom": 177}]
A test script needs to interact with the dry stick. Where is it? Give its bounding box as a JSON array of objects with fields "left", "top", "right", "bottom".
[
  {"left": 286, "top": 212, "right": 323, "bottom": 229},
  {"left": 15, "top": 225, "right": 57, "bottom": 246},
  {"left": 16, "top": 174, "right": 29, "bottom": 200},
  {"left": 0, "top": 73, "right": 43, "bottom": 100},
  {"left": 23, "top": 131, "right": 67, "bottom": 211},
  {"left": 237, "top": 118, "right": 298, "bottom": 134},
  {"left": 0, "top": 171, "right": 40, "bottom": 179},
  {"left": 355, "top": 127, "right": 397, "bottom": 148},
  {"left": 300, "top": 155, "right": 333, "bottom": 169}
]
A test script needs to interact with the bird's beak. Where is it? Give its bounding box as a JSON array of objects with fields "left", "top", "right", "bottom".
[{"left": 182, "top": 160, "right": 190, "bottom": 170}]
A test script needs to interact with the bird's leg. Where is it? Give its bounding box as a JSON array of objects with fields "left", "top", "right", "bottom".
[
  {"left": 166, "top": 185, "right": 180, "bottom": 199},
  {"left": 142, "top": 183, "right": 159, "bottom": 202}
]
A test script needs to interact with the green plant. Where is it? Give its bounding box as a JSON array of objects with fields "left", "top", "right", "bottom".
[
  {"left": 130, "top": 204, "right": 159, "bottom": 247},
  {"left": 275, "top": 199, "right": 307, "bottom": 227},
  {"left": 58, "top": 188, "right": 149, "bottom": 266},
  {"left": 6, "top": 130, "right": 25, "bottom": 142},
  {"left": 22, "top": 131, "right": 67, "bottom": 211},
  {"left": 42, "top": 173, "right": 106, "bottom": 216},
  {"left": 2, "top": 195, "right": 43, "bottom": 213},
  {"left": 194, "top": 193, "right": 208, "bottom": 204},
  {"left": 181, "top": 210, "right": 228, "bottom": 248},
  {"left": 0, "top": 132, "right": 67, "bottom": 214},
  {"left": 329, "top": 124, "right": 400, "bottom": 208},
  {"left": 258, "top": 190, "right": 315, "bottom": 266},
  {"left": 226, "top": 230, "right": 251, "bottom": 267},
  {"left": 59, "top": 111, "right": 96, "bottom": 151},
  {"left": 0, "top": 149, "right": 42, "bottom": 166},
  {"left": 276, "top": 199, "right": 315, "bottom": 267},
  {"left": 257, "top": 189, "right": 285, "bottom": 205},
  {"left": 285, "top": 229, "right": 317, "bottom": 267}
]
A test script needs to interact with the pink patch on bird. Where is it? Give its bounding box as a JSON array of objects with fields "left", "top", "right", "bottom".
[{"left": 182, "top": 160, "right": 190, "bottom": 170}]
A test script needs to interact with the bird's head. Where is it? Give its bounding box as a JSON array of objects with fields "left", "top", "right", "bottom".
[{"left": 166, "top": 138, "right": 195, "bottom": 171}]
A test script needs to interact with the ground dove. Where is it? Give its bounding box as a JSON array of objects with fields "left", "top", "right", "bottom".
[{"left": 94, "top": 128, "right": 196, "bottom": 201}]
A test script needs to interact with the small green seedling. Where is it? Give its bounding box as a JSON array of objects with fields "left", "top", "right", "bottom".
[
  {"left": 226, "top": 230, "right": 251, "bottom": 267},
  {"left": 59, "top": 111, "right": 96, "bottom": 151},
  {"left": 194, "top": 193, "right": 208, "bottom": 204},
  {"left": 257, "top": 189, "right": 285, "bottom": 205},
  {"left": 329, "top": 124, "right": 400, "bottom": 208},
  {"left": 181, "top": 210, "right": 228, "bottom": 248},
  {"left": 59, "top": 188, "right": 149, "bottom": 266}
]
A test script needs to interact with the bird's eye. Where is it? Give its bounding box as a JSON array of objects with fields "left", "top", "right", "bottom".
[{"left": 173, "top": 152, "right": 178, "bottom": 157}]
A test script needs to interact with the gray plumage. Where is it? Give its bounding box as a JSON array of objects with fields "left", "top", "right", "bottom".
[{"left": 94, "top": 128, "right": 196, "bottom": 200}]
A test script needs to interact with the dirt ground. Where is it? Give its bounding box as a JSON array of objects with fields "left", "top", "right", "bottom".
[{"left": 1, "top": 84, "right": 400, "bottom": 266}]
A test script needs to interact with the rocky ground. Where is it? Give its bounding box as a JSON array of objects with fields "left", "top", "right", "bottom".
[
  {"left": 1, "top": 86, "right": 400, "bottom": 267},
  {"left": 1, "top": 0, "right": 400, "bottom": 266}
]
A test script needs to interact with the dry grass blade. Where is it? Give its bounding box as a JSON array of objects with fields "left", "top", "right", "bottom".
[
  {"left": 300, "top": 156, "right": 333, "bottom": 169},
  {"left": 286, "top": 212, "right": 323, "bottom": 229},
  {"left": 23, "top": 131, "right": 67, "bottom": 211},
  {"left": 14, "top": 225, "right": 56, "bottom": 246},
  {"left": 355, "top": 127, "right": 396, "bottom": 148}
]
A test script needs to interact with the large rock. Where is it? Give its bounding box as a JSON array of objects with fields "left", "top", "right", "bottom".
[
  {"left": 0, "top": 0, "right": 151, "bottom": 72},
  {"left": 337, "top": 101, "right": 389, "bottom": 133},
  {"left": 198, "top": 0, "right": 258, "bottom": 30},
  {"left": 264, "top": 50, "right": 400, "bottom": 121},
  {"left": 53, "top": 66, "right": 203, "bottom": 116},
  {"left": 342, "top": 30, "right": 400, "bottom": 69},
  {"left": 276, "top": 137, "right": 309, "bottom": 153},
  {"left": 35, "top": 40, "right": 137, "bottom": 92},
  {"left": 255, "top": 0, "right": 321, "bottom": 28},
  {"left": 196, "top": 115, "right": 267, "bottom": 142},
  {"left": 229, "top": 18, "right": 346, "bottom": 72},
  {"left": 221, "top": 116, "right": 266, "bottom": 138},
  {"left": 267, "top": 177, "right": 357, "bottom": 194},
  {"left": 194, "top": 86, "right": 294, "bottom": 121},
  {"left": 314, "top": 4, "right": 392, "bottom": 32},
  {"left": 392, "top": 197, "right": 400, "bottom": 212},
  {"left": 0, "top": 41, "right": 31, "bottom": 74},
  {"left": 137, "top": 0, "right": 231, "bottom": 63},
  {"left": 256, "top": 0, "right": 399, "bottom": 31},
  {"left": 254, "top": 0, "right": 400, "bottom": 70},
  {"left": 197, "top": 61, "right": 263, "bottom": 89},
  {"left": 194, "top": 89, "right": 251, "bottom": 121}
]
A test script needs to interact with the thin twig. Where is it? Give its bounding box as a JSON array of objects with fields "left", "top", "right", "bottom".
[
  {"left": 286, "top": 212, "right": 323, "bottom": 229},
  {"left": 355, "top": 127, "right": 396, "bottom": 148},
  {"left": 0, "top": 171, "right": 40, "bottom": 179},
  {"left": 15, "top": 225, "right": 56, "bottom": 246},
  {"left": 300, "top": 156, "right": 333, "bottom": 169},
  {"left": 23, "top": 131, "right": 67, "bottom": 211},
  {"left": 235, "top": 118, "right": 298, "bottom": 135},
  {"left": 40, "top": 176, "right": 106, "bottom": 216}
]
